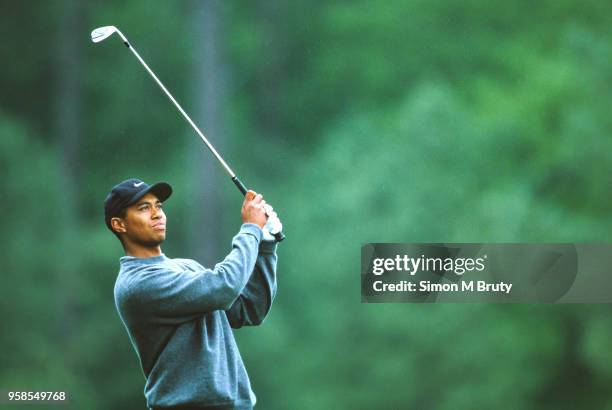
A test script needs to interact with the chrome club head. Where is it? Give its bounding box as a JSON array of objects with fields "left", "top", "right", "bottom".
[{"left": 91, "top": 26, "right": 120, "bottom": 43}]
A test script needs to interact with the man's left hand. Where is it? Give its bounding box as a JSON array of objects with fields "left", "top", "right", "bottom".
[{"left": 262, "top": 204, "right": 283, "bottom": 242}]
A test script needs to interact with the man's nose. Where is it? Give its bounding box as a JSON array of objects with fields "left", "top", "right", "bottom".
[{"left": 151, "top": 208, "right": 162, "bottom": 219}]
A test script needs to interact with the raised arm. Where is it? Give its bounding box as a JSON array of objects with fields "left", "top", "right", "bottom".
[{"left": 225, "top": 241, "right": 278, "bottom": 328}]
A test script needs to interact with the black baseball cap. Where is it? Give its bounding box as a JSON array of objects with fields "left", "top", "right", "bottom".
[{"left": 104, "top": 178, "right": 172, "bottom": 231}]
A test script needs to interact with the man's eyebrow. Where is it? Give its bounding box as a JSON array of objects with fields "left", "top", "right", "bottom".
[{"left": 135, "top": 199, "right": 162, "bottom": 206}]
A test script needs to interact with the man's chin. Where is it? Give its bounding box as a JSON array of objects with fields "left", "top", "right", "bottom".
[
  {"left": 153, "top": 235, "right": 166, "bottom": 245},
  {"left": 153, "top": 230, "right": 166, "bottom": 243}
]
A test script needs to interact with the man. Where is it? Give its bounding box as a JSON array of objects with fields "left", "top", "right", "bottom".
[{"left": 104, "top": 178, "right": 281, "bottom": 410}]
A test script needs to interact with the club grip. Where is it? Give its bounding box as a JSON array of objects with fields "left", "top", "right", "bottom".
[
  {"left": 232, "top": 176, "right": 248, "bottom": 195},
  {"left": 273, "top": 231, "right": 286, "bottom": 242},
  {"left": 232, "top": 176, "right": 286, "bottom": 242}
]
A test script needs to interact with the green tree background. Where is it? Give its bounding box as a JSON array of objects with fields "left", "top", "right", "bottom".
[{"left": 1, "top": 1, "right": 612, "bottom": 409}]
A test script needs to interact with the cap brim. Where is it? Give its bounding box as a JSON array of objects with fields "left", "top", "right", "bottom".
[
  {"left": 148, "top": 182, "right": 173, "bottom": 202},
  {"left": 127, "top": 182, "right": 173, "bottom": 207}
]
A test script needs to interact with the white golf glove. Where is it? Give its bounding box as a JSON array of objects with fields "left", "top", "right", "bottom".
[{"left": 262, "top": 204, "right": 283, "bottom": 242}]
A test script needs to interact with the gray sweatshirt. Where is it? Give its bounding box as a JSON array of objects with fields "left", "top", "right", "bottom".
[{"left": 113, "top": 223, "right": 277, "bottom": 409}]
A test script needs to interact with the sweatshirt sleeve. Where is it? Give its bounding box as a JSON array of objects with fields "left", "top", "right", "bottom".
[
  {"left": 224, "top": 240, "right": 278, "bottom": 328},
  {"left": 127, "top": 224, "right": 263, "bottom": 325}
]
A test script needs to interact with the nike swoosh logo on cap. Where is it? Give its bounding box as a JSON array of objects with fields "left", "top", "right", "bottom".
[{"left": 134, "top": 182, "right": 144, "bottom": 187}]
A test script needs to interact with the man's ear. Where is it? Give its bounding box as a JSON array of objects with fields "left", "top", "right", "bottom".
[{"left": 111, "top": 217, "right": 127, "bottom": 234}]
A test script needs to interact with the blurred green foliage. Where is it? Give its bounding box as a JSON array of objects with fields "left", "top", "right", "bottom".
[{"left": 2, "top": 1, "right": 612, "bottom": 409}]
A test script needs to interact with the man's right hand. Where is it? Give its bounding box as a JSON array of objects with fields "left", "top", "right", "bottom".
[{"left": 241, "top": 190, "right": 268, "bottom": 228}]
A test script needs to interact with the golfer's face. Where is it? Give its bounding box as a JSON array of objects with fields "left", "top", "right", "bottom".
[{"left": 124, "top": 192, "right": 167, "bottom": 245}]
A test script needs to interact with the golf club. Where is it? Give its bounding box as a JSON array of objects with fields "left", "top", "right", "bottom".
[{"left": 91, "top": 26, "right": 285, "bottom": 242}]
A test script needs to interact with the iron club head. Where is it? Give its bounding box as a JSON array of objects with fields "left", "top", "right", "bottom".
[{"left": 91, "top": 26, "right": 120, "bottom": 43}]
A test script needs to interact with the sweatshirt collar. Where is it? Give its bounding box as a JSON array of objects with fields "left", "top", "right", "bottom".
[{"left": 120, "top": 253, "right": 168, "bottom": 265}]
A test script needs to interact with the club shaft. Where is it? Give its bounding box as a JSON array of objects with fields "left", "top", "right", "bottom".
[{"left": 123, "top": 40, "right": 236, "bottom": 179}]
